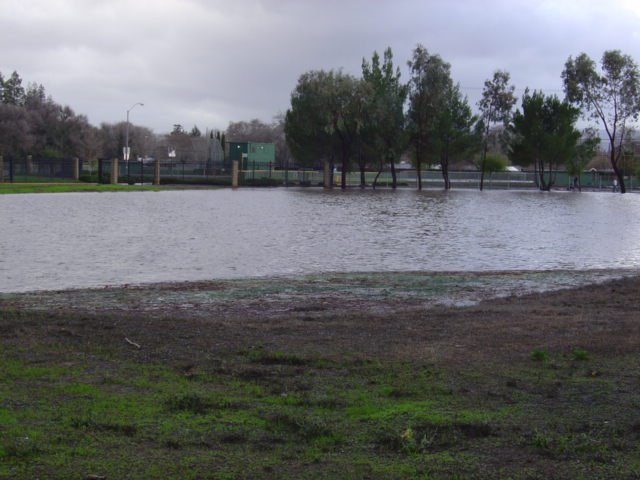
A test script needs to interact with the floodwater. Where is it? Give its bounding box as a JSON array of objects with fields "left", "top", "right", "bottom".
[{"left": 1, "top": 188, "right": 639, "bottom": 292}]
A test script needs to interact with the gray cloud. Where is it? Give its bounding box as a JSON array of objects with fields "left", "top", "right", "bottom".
[{"left": 2, "top": 0, "right": 639, "bottom": 133}]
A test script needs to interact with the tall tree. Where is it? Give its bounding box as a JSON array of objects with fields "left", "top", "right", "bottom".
[
  {"left": 325, "top": 72, "right": 367, "bottom": 189},
  {"left": 0, "top": 104, "right": 32, "bottom": 158},
  {"left": 1, "top": 71, "right": 25, "bottom": 106},
  {"left": 509, "top": 90, "right": 581, "bottom": 191},
  {"left": 285, "top": 70, "right": 335, "bottom": 171},
  {"left": 431, "top": 84, "right": 479, "bottom": 189},
  {"left": 562, "top": 50, "right": 640, "bottom": 193},
  {"left": 362, "top": 47, "right": 407, "bottom": 189},
  {"left": 23, "top": 82, "right": 47, "bottom": 110},
  {"left": 477, "top": 70, "right": 517, "bottom": 190},
  {"left": 286, "top": 70, "right": 366, "bottom": 188},
  {"left": 407, "top": 45, "right": 451, "bottom": 190}
]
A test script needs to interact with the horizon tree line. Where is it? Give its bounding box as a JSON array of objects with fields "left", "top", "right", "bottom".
[
  {"left": 0, "top": 69, "right": 294, "bottom": 173},
  {"left": 2, "top": 47, "right": 640, "bottom": 192},
  {"left": 284, "top": 46, "right": 640, "bottom": 192}
]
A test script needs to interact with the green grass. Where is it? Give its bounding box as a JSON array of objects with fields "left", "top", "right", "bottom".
[
  {"left": 1, "top": 322, "right": 639, "bottom": 479},
  {"left": 0, "top": 183, "right": 164, "bottom": 194},
  {"left": 531, "top": 348, "right": 548, "bottom": 362},
  {"left": 571, "top": 347, "right": 590, "bottom": 361}
]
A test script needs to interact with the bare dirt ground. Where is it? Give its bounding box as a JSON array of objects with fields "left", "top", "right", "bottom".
[{"left": 2, "top": 269, "right": 638, "bottom": 366}]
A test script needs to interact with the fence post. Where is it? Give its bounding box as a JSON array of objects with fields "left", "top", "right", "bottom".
[
  {"left": 154, "top": 158, "right": 161, "bottom": 185},
  {"left": 0, "top": 155, "right": 3, "bottom": 183},
  {"left": 232, "top": 160, "right": 239, "bottom": 188},
  {"left": 324, "top": 160, "right": 332, "bottom": 189},
  {"left": 73, "top": 157, "right": 80, "bottom": 181},
  {"left": 26, "top": 155, "right": 33, "bottom": 175},
  {"left": 110, "top": 158, "right": 119, "bottom": 184}
]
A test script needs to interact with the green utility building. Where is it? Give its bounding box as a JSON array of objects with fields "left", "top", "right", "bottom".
[{"left": 227, "top": 142, "right": 275, "bottom": 169}]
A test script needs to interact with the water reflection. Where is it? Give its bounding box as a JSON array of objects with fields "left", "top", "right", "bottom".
[{"left": 1, "top": 188, "right": 639, "bottom": 292}]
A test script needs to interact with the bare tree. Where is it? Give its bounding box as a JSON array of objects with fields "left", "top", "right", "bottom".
[{"left": 0, "top": 103, "right": 32, "bottom": 157}]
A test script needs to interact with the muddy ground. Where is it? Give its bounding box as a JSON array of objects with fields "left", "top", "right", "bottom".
[
  {"left": 1, "top": 270, "right": 639, "bottom": 479},
  {"left": 2, "top": 269, "right": 639, "bottom": 365}
]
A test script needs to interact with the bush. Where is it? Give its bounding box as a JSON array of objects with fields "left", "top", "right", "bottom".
[
  {"left": 531, "top": 348, "right": 548, "bottom": 362},
  {"left": 572, "top": 347, "right": 589, "bottom": 361}
]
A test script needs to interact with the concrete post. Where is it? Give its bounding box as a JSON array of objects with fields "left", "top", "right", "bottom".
[
  {"left": 26, "top": 155, "right": 33, "bottom": 175},
  {"left": 154, "top": 158, "right": 161, "bottom": 185},
  {"left": 323, "top": 160, "right": 332, "bottom": 189},
  {"left": 0, "top": 155, "right": 3, "bottom": 183},
  {"left": 232, "top": 160, "right": 239, "bottom": 188},
  {"left": 73, "top": 157, "right": 80, "bottom": 181},
  {"left": 110, "top": 158, "right": 119, "bottom": 184}
]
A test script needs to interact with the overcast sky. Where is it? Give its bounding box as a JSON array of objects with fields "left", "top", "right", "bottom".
[{"left": 2, "top": 0, "right": 639, "bottom": 134}]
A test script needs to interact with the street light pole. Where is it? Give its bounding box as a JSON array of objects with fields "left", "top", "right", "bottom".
[{"left": 125, "top": 102, "right": 144, "bottom": 184}]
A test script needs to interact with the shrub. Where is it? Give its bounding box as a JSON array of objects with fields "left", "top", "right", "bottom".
[
  {"left": 572, "top": 347, "right": 589, "bottom": 361},
  {"left": 531, "top": 348, "right": 548, "bottom": 362}
]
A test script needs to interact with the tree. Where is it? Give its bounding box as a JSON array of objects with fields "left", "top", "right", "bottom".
[
  {"left": 430, "top": 84, "right": 479, "bottom": 189},
  {"left": 23, "top": 82, "right": 47, "bottom": 110},
  {"left": 226, "top": 119, "right": 274, "bottom": 143},
  {"left": 565, "top": 129, "right": 600, "bottom": 191},
  {"left": 407, "top": 45, "right": 451, "bottom": 190},
  {"left": 509, "top": 90, "right": 581, "bottom": 191},
  {"left": 0, "top": 104, "right": 32, "bottom": 157},
  {"left": 1, "top": 71, "right": 25, "bottom": 106},
  {"left": 478, "top": 70, "right": 517, "bottom": 190},
  {"left": 483, "top": 153, "right": 508, "bottom": 175},
  {"left": 100, "top": 122, "right": 153, "bottom": 161},
  {"left": 285, "top": 70, "right": 335, "bottom": 171},
  {"left": 271, "top": 113, "right": 293, "bottom": 171},
  {"left": 362, "top": 47, "right": 407, "bottom": 189},
  {"left": 324, "top": 72, "right": 367, "bottom": 189},
  {"left": 286, "top": 70, "right": 366, "bottom": 188},
  {"left": 190, "top": 125, "right": 202, "bottom": 137},
  {"left": 562, "top": 50, "right": 640, "bottom": 193}
]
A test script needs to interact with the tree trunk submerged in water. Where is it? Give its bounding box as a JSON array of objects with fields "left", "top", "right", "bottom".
[
  {"left": 611, "top": 148, "right": 626, "bottom": 193},
  {"left": 479, "top": 143, "right": 487, "bottom": 191},
  {"left": 390, "top": 160, "right": 397, "bottom": 189},
  {"left": 441, "top": 162, "right": 451, "bottom": 190}
]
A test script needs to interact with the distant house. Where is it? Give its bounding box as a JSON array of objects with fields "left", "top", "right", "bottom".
[{"left": 227, "top": 142, "right": 275, "bottom": 169}]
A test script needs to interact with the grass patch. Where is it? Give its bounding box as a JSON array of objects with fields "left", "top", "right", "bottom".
[
  {"left": 572, "top": 347, "right": 590, "bottom": 361},
  {"left": 0, "top": 183, "right": 163, "bottom": 194},
  {"left": 531, "top": 348, "right": 548, "bottom": 362}
]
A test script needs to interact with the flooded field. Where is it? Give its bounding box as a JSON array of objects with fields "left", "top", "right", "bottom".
[{"left": 1, "top": 188, "right": 639, "bottom": 292}]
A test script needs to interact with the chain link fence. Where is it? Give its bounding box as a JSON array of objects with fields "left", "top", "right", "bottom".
[
  {"left": 2, "top": 154, "right": 634, "bottom": 191},
  {"left": 0, "top": 156, "right": 81, "bottom": 183}
]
